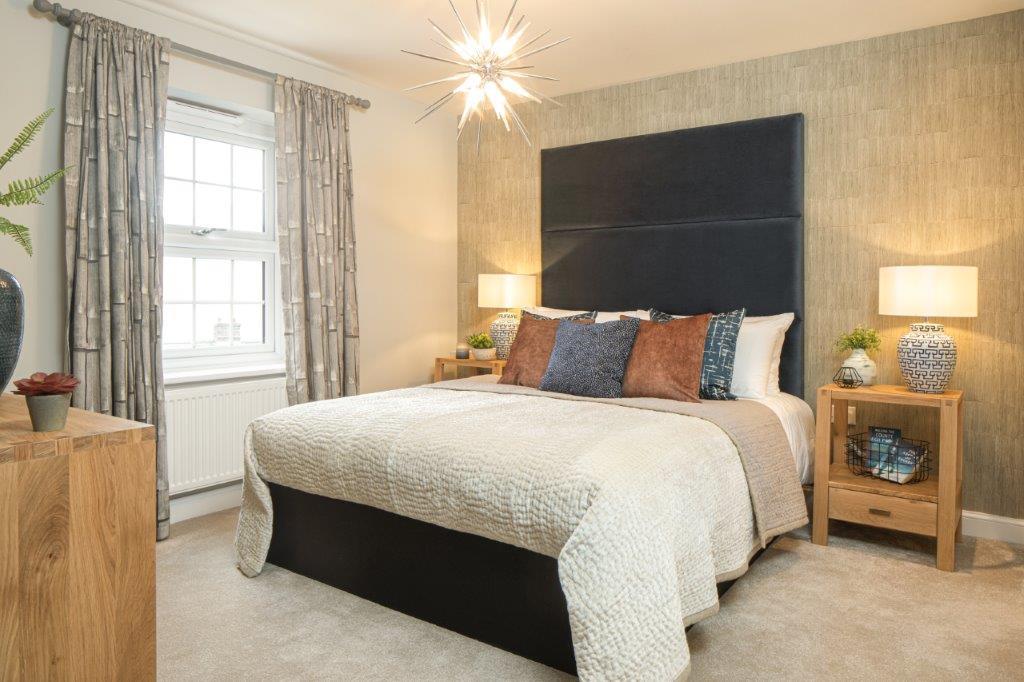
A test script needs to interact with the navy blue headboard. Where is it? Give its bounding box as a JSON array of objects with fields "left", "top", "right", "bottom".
[{"left": 540, "top": 113, "right": 805, "bottom": 396}]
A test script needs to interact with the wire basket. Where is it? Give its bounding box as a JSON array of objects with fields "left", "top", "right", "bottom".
[{"left": 846, "top": 432, "right": 931, "bottom": 485}]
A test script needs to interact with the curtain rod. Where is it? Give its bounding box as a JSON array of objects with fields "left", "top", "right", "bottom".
[{"left": 30, "top": 0, "right": 372, "bottom": 110}]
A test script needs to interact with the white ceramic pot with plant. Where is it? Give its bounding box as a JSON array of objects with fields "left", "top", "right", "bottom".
[
  {"left": 13, "top": 372, "right": 80, "bottom": 432},
  {"left": 835, "top": 325, "right": 880, "bottom": 386},
  {"left": 466, "top": 332, "right": 497, "bottom": 360}
]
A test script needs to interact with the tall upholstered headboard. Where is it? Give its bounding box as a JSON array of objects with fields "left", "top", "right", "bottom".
[{"left": 540, "top": 113, "right": 805, "bottom": 396}]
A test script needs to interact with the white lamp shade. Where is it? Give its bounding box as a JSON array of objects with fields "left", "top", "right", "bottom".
[
  {"left": 879, "top": 266, "right": 978, "bottom": 318},
  {"left": 478, "top": 274, "right": 537, "bottom": 309}
]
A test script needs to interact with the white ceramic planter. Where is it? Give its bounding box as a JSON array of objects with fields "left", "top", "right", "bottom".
[
  {"left": 841, "top": 348, "right": 877, "bottom": 386},
  {"left": 472, "top": 348, "right": 497, "bottom": 360}
]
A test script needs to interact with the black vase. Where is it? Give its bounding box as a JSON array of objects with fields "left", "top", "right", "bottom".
[{"left": 0, "top": 268, "right": 25, "bottom": 394}]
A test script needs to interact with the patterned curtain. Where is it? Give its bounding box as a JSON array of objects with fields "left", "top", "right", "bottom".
[
  {"left": 64, "top": 15, "right": 171, "bottom": 540},
  {"left": 275, "top": 76, "right": 360, "bottom": 404}
]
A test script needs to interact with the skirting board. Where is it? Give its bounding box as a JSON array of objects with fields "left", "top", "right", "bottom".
[
  {"left": 169, "top": 484, "right": 1024, "bottom": 547},
  {"left": 170, "top": 480, "right": 242, "bottom": 525},
  {"left": 961, "top": 510, "right": 1024, "bottom": 546}
]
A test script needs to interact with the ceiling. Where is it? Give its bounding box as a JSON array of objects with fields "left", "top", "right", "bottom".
[{"left": 145, "top": 0, "right": 1024, "bottom": 102}]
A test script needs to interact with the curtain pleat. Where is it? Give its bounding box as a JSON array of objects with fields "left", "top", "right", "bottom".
[
  {"left": 275, "top": 76, "right": 360, "bottom": 404},
  {"left": 64, "top": 14, "right": 171, "bottom": 540}
]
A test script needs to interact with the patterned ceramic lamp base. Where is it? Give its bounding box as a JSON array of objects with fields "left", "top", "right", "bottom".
[
  {"left": 897, "top": 322, "right": 957, "bottom": 393},
  {"left": 490, "top": 311, "right": 520, "bottom": 360}
]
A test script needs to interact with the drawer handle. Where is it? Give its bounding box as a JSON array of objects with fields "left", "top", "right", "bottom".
[{"left": 868, "top": 508, "right": 892, "bottom": 517}]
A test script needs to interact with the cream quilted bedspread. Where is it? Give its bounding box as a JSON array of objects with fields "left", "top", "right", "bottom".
[{"left": 235, "top": 377, "right": 807, "bottom": 681}]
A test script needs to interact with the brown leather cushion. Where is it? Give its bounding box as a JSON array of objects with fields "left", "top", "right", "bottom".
[
  {"left": 499, "top": 316, "right": 592, "bottom": 388},
  {"left": 621, "top": 314, "right": 711, "bottom": 402}
]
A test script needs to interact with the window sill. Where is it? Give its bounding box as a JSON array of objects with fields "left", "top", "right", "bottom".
[{"left": 164, "top": 362, "right": 285, "bottom": 386}]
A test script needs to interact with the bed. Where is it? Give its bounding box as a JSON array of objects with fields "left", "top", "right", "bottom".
[{"left": 235, "top": 113, "right": 808, "bottom": 680}]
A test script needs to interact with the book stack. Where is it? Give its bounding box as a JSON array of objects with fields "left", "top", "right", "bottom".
[{"left": 866, "top": 426, "right": 927, "bottom": 484}]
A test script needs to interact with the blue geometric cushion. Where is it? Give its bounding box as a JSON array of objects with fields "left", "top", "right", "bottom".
[
  {"left": 649, "top": 308, "right": 746, "bottom": 400},
  {"left": 539, "top": 318, "right": 640, "bottom": 398}
]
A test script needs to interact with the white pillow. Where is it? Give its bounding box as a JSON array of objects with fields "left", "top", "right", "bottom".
[
  {"left": 597, "top": 309, "right": 649, "bottom": 322},
  {"left": 523, "top": 306, "right": 590, "bottom": 318},
  {"left": 732, "top": 313, "right": 794, "bottom": 399},
  {"left": 523, "top": 307, "right": 648, "bottom": 322}
]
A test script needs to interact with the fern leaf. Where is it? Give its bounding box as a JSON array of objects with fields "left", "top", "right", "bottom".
[
  {"left": 0, "top": 216, "right": 32, "bottom": 256},
  {"left": 0, "top": 167, "right": 69, "bottom": 207},
  {"left": 0, "top": 109, "right": 54, "bottom": 172}
]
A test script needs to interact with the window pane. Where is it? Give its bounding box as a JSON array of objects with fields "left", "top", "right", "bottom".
[
  {"left": 232, "top": 189, "right": 263, "bottom": 232},
  {"left": 195, "top": 183, "right": 231, "bottom": 230},
  {"left": 233, "top": 304, "right": 265, "bottom": 344},
  {"left": 195, "top": 259, "right": 231, "bottom": 302},
  {"left": 163, "top": 303, "right": 194, "bottom": 347},
  {"left": 164, "top": 256, "right": 193, "bottom": 302},
  {"left": 232, "top": 260, "right": 264, "bottom": 302},
  {"left": 232, "top": 145, "right": 263, "bottom": 190},
  {"left": 164, "top": 179, "right": 194, "bottom": 226},
  {"left": 194, "top": 138, "right": 231, "bottom": 184},
  {"left": 164, "top": 132, "right": 193, "bottom": 180},
  {"left": 195, "top": 303, "right": 232, "bottom": 346}
]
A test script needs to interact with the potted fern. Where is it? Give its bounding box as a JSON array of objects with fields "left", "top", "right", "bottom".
[
  {"left": 835, "top": 325, "right": 881, "bottom": 386},
  {"left": 466, "top": 332, "right": 496, "bottom": 360},
  {"left": 0, "top": 109, "right": 67, "bottom": 394}
]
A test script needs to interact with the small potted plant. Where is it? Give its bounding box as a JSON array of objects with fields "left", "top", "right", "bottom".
[
  {"left": 466, "top": 332, "right": 497, "bottom": 360},
  {"left": 13, "top": 372, "right": 79, "bottom": 432},
  {"left": 834, "top": 325, "right": 881, "bottom": 386}
]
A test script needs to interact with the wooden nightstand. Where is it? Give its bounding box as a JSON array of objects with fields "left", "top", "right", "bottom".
[
  {"left": 434, "top": 356, "right": 507, "bottom": 382},
  {"left": 812, "top": 383, "right": 964, "bottom": 571}
]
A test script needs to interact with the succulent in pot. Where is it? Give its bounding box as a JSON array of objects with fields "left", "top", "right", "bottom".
[
  {"left": 13, "top": 372, "right": 79, "bottom": 432},
  {"left": 466, "top": 332, "right": 497, "bottom": 360}
]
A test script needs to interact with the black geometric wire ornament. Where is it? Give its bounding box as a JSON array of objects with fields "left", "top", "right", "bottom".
[{"left": 833, "top": 366, "right": 863, "bottom": 388}]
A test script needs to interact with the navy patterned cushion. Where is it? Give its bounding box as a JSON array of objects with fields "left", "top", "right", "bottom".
[
  {"left": 539, "top": 318, "right": 640, "bottom": 398},
  {"left": 521, "top": 310, "right": 598, "bottom": 321},
  {"left": 649, "top": 308, "right": 746, "bottom": 400}
]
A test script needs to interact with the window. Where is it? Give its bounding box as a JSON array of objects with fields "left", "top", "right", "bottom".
[
  {"left": 163, "top": 253, "right": 270, "bottom": 352},
  {"left": 162, "top": 99, "right": 279, "bottom": 374},
  {"left": 163, "top": 132, "right": 266, "bottom": 233}
]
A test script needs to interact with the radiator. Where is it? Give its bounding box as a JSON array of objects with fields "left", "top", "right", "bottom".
[{"left": 165, "top": 377, "right": 288, "bottom": 495}]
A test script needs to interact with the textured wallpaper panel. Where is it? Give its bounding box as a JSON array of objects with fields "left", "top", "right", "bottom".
[{"left": 457, "top": 11, "right": 1024, "bottom": 518}]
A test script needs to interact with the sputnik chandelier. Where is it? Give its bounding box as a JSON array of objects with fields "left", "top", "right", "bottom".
[{"left": 403, "top": 1, "right": 569, "bottom": 146}]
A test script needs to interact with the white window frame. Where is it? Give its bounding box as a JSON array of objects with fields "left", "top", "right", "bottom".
[{"left": 162, "top": 100, "right": 283, "bottom": 377}]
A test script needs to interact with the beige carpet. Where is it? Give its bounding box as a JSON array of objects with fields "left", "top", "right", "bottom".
[{"left": 158, "top": 509, "right": 1024, "bottom": 680}]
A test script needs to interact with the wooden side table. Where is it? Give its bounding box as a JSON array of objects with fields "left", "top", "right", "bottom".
[
  {"left": 434, "top": 356, "right": 507, "bottom": 382},
  {"left": 0, "top": 394, "right": 156, "bottom": 679},
  {"left": 812, "top": 383, "right": 964, "bottom": 571}
]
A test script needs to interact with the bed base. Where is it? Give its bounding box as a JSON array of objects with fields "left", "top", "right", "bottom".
[{"left": 266, "top": 483, "right": 766, "bottom": 675}]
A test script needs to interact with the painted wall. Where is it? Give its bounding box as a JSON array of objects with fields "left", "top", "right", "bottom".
[
  {"left": 0, "top": 0, "right": 458, "bottom": 394},
  {"left": 457, "top": 11, "right": 1024, "bottom": 519}
]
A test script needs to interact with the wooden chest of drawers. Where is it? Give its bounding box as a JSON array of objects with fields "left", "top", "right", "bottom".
[{"left": 0, "top": 394, "right": 156, "bottom": 680}]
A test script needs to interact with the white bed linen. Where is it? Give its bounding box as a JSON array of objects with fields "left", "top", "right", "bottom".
[
  {"left": 235, "top": 378, "right": 808, "bottom": 681},
  {"left": 750, "top": 392, "right": 815, "bottom": 484}
]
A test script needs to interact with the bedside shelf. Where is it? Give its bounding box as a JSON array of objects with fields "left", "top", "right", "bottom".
[
  {"left": 433, "top": 356, "right": 506, "bottom": 382},
  {"left": 828, "top": 463, "right": 938, "bottom": 503},
  {"left": 814, "top": 383, "right": 964, "bottom": 571}
]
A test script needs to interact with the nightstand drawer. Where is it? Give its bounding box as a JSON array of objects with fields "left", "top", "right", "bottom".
[{"left": 828, "top": 487, "right": 937, "bottom": 537}]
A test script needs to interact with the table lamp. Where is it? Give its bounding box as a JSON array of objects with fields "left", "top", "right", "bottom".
[
  {"left": 878, "top": 265, "right": 977, "bottom": 393},
  {"left": 477, "top": 274, "right": 537, "bottom": 360}
]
